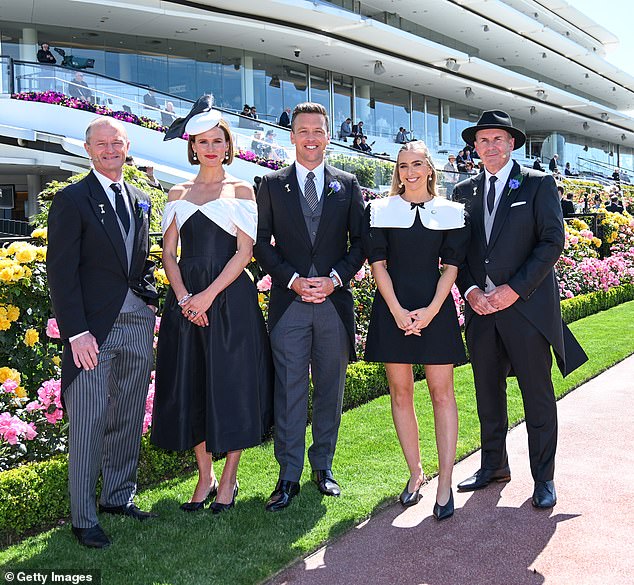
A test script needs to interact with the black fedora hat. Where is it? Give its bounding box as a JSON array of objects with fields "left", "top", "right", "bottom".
[{"left": 462, "top": 110, "right": 526, "bottom": 150}]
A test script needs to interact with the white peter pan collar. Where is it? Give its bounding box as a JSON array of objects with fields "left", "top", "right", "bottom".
[{"left": 369, "top": 195, "right": 465, "bottom": 230}]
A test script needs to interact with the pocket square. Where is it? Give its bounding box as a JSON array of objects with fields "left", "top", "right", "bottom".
[{"left": 510, "top": 201, "right": 527, "bottom": 207}]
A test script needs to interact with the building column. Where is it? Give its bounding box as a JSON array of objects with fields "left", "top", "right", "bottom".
[
  {"left": 26, "top": 174, "right": 41, "bottom": 219},
  {"left": 20, "top": 28, "right": 38, "bottom": 61},
  {"left": 242, "top": 54, "right": 254, "bottom": 108}
]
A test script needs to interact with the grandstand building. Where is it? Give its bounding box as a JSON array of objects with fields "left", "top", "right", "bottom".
[{"left": 1, "top": 0, "right": 633, "bottom": 220}]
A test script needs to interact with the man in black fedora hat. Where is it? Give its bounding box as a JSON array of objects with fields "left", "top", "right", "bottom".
[{"left": 452, "top": 110, "right": 587, "bottom": 508}]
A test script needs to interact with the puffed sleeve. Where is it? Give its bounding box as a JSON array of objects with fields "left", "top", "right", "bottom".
[
  {"left": 362, "top": 202, "right": 389, "bottom": 264},
  {"left": 440, "top": 211, "right": 471, "bottom": 267}
]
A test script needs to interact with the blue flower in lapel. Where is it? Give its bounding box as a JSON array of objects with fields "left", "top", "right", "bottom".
[
  {"left": 327, "top": 180, "right": 342, "bottom": 197},
  {"left": 508, "top": 174, "right": 523, "bottom": 191},
  {"left": 137, "top": 200, "right": 150, "bottom": 217}
]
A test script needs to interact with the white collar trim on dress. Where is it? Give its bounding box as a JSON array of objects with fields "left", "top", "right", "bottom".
[{"left": 369, "top": 195, "right": 465, "bottom": 230}]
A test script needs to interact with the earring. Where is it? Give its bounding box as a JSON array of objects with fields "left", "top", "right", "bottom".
[
  {"left": 399, "top": 182, "right": 404, "bottom": 188},
  {"left": 192, "top": 152, "right": 198, "bottom": 161}
]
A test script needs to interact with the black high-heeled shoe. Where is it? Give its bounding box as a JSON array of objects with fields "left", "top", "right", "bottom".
[
  {"left": 180, "top": 480, "right": 219, "bottom": 512},
  {"left": 210, "top": 482, "right": 239, "bottom": 514},
  {"left": 399, "top": 479, "right": 422, "bottom": 507},
  {"left": 433, "top": 489, "right": 454, "bottom": 521}
]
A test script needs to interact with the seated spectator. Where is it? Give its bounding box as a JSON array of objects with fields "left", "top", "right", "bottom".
[
  {"left": 351, "top": 135, "right": 363, "bottom": 151},
  {"left": 68, "top": 71, "right": 93, "bottom": 101},
  {"left": 263, "top": 129, "right": 285, "bottom": 161},
  {"left": 249, "top": 106, "right": 258, "bottom": 119},
  {"left": 238, "top": 104, "right": 253, "bottom": 128},
  {"left": 564, "top": 162, "right": 575, "bottom": 176},
  {"left": 352, "top": 120, "right": 365, "bottom": 137},
  {"left": 340, "top": 118, "right": 353, "bottom": 141},
  {"left": 533, "top": 157, "right": 544, "bottom": 172},
  {"left": 251, "top": 131, "right": 265, "bottom": 156},
  {"left": 612, "top": 169, "right": 621, "bottom": 182},
  {"left": 37, "top": 43, "right": 56, "bottom": 65},
  {"left": 161, "top": 101, "right": 176, "bottom": 127},
  {"left": 143, "top": 88, "right": 159, "bottom": 110},
  {"left": 591, "top": 194, "right": 602, "bottom": 209},
  {"left": 464, "top": 160, "right": 477, "bottom": 176},
  {"left": 549, "top": 154, "right": 559, "bottom": 173},
  {"left": 456, "top": 149, "right": 467, "bottom": 172},
  {"left": 278, "top": 107, "right": 291, "bottom": 128},
  {"left": 606, "top": 195, "right": 624, "bottom": 213},
  {"left": 395, "top": 127, "right": 410, "bottom": 144},
  {"left": 359, "top": 136, "right": 373, "bottom": 153},
  {"left": 621, "top": 169, "right": 630, "bottom": 183},
  {"left": 559, "top": 186, "right": 575, "bottom": 217}
]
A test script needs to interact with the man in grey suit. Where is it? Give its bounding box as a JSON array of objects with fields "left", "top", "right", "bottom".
[
  {"left": 47, "top": 117, "right": 158, "bottom": 548},
  {"left": 255, "top": 102, "right": 365, "bottom": 511}
]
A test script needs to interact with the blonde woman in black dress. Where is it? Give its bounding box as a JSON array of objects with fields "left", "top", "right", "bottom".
[{"left": 363, "top": 141, "right": 469, "bottom": 520}]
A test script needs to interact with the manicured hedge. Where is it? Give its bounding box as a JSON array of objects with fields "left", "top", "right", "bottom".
[{"left": 1, "top": 286, "right": 631, "bottom": 542}]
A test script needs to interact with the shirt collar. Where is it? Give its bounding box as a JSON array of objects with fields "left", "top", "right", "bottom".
[
  {"left": 295, "top": 160, "right": 325, "bottom": 184},
  {"left": 484, "top": 158, "right": 514, "bottom": 188},
  {"left": 93, "top": 169, "right": 124, "bottom": 195}
]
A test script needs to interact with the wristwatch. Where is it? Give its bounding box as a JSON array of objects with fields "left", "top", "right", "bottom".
[{"left": 329, "top": 271, "right": 340, "bottom": 289}]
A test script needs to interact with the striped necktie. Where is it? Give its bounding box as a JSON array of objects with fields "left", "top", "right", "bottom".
[{"left": 304, "top": 171, "right": 319, "bottom": 211}]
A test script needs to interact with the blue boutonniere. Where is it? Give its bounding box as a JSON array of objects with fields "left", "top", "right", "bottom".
[
  {"left": 327, "top": 180, "right": 342, "bottom": 197},
  {"left": 137, "top": 200, "right": 150, "bottom": 216},
  {"left": 508, "top": 174, "right": 523, "bottom": 191}
]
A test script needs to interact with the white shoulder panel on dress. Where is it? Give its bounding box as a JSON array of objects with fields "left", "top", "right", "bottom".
[
  {"left": 369, "top": 196, "right": 416, "bottom": 229},
  {"left": 161, "top": 199, "right": 257, "bottom": 241},
  {"left": 419, "top": 198, "right": 465, "bottom": 230}
]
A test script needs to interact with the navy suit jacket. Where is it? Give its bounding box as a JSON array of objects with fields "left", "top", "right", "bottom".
[
  {"left": 47, "top": 171, "right": 158, "bottom": 390},
  {"left": 254, "top": 163, "right": 365, "bottom": 358},
  {"left": 453, "top": 162, "right": 587, "bottom": 377}
]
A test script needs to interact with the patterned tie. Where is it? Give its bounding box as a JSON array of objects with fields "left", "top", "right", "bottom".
[
  {"left": 486, "top": 175, "right": 498, "bottom": 214},
  {"left": 304, "top": 171, "right": 319, "bottom": 212},
  {"left": 111, "top": 182, "right": 130, "bottom": 233}
]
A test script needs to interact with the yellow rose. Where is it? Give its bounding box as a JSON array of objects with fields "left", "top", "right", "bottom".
[
  {"left": 15, "top": 386, "right": 26, "bottom": 399},
  {"left": 36, "top": 248, "right": 47, "bottom": 261},
  {"left": 24, "top": 328, "right": 39, "bottom": 347},
  {"left": 0, "top": 267, "right": 14, "bottom": 282},
  {"left": 52, "top": 355, "right": 61, "bottom": 367},
  {"left": 0, "top": 367, "right": 21, "bottom": 385},
  {"left": 0, "top": 247, "right": 8, "bottom": 257},
  {"left": 7, "top": 305, "right": 19, "bottom": 321},
  {"left": 6, "top": 242, "right": 25, "bottom": 255},
  {"left": 15, "top": 245, "right": 37, "bottom": 264},
  {"left": 31, "top": 227, "right": 47, "bottom": 240},
  {"left": 22, "top": 266, "right": 32, "bottom": 280},
  {"left": 0, "top": 258, "right": 13, "bottom": 269},
  {"left": 0, "top": 317, "right": 10, "bottom": 331},
  {"left": 150, "top": 244, "right": 162, "bottom": 254},
  {"left": 154, "top": 268, "right": 169, "bottom": 286}
]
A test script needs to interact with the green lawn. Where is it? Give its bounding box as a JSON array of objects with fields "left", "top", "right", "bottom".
[{"left": 1, "top": 301, "right": 633, "bottom": 585}]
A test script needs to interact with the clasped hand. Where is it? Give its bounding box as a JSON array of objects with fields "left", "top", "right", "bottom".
[
  {"left": 292, "top": 277, "right": 334, "bottom": 303},
  {"left": 467, "top": 284, "right": 519, "bottom": 315},
  {"left": 180, "top": 291, "right": 213, "bottom": 327},
  {"left": 393, "top": 306, "right": 436, "bottom": 336}
]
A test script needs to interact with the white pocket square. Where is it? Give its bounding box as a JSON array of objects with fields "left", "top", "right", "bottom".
[{"left": 510, "top": 201, "right": 527, "bottom": 207}]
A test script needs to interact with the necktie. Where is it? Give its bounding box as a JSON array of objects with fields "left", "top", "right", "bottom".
[
  {"left": 111, "top": 182, "right": 130, "bottom": 233},
  {"left": 486, "top": 175, "right": 498, "bottom": 214},
  {"left": 304, "top": 171, "right": 319, "bottom": 212}
]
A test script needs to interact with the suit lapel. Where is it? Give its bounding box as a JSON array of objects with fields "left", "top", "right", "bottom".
[
  {"left": 470, "top": 172, "right": 486, "bottom": 244},
  {"left": 280, "top": 164, "right": 312, "bottom": 248},
  {"left": 487, "top": 162, "right": 523, "bottom": 252},
  {"left": 86, "top": 171, "right": 128, "bottom": 273},
  {"left": 125, "top": 182, "right": 149, "bottom": 272}
]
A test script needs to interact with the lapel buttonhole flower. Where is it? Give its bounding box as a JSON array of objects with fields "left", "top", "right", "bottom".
[
  {"left": 327, "top": 180, "right": 342, "bottom": 197},
  {"left": 508, "top": 174, "right": 523, "bottom": 191},
  {"left": 137, "top": 200, "right": 150, "bottom": 215}
]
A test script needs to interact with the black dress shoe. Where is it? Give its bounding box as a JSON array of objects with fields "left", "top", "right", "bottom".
[
  {"left": 457, "top": 467, "right": 511, "bottom": 492},
  {"left": 180, "top": 480, "right": 219, "bottom": 512},
  {"left": 312, "top": 469, "right": 341, "bottom": 497},
  {"left": 399, "top": 479, "right": 422, "bottom": 507},
  {"left": 210, "top": 482, "right": 239, "bottom": 514},
  {"left": 265, "top": 480, "right": 300, "bottom": 512},
  {"left": 99, "top": 502, "right": 158, "bottom": 521},
  {"left": 532, "top": 480, "right": 556, "bottom": 508},
  {"left": 72, "top": 524, "right": 111, "bottom": 549},
  {"left": 433, "top": 489, "right": 454, "bottom": 521}
]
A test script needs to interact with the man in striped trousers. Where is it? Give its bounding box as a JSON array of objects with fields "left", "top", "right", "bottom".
[{"left": 47, "top": 117, "right": 158, "bottom": 548}]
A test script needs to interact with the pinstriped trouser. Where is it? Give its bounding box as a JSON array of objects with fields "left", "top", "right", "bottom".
[{"left": 64, "top": 306, "right": 154, "bottom": 528}]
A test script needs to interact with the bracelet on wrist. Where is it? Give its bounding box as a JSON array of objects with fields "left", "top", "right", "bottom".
[{"left": 178, "top": 293, "right": 192, "bottom": 306}]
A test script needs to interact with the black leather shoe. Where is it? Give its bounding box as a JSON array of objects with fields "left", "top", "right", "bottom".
[
  {"left": 99, "top": 502, "right": 158, "bottom": 520},
  {"left": 265, "top": 480, "right": 300, "bottom": 512},
  {"left": 399, "top": 479, "right": 423, "bottom": 507},
  {"left": 72, "top": 524, "right": 111, "bottom": 549},
  {"left": 433, "top": 489, "right": 454, "bottom": 521},
  {"left": 457, "top": 467, "right": 511, "bottom": 492},
  {"left": 532, "top": 480, "right": 556, "bottom": 508},
  {"left": 180, "top": 480, "right": 219, "bottom": 512},
  {"left": 210, "top": 482, "right": 239, "bottom": 514},
  {"left": 312, "top": 469, "right": 341, "bottom": 497}
]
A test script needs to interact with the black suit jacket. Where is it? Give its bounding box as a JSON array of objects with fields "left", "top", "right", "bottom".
[
  {"left": 254, "top": 163, "right": 365, "bottom": 358},
  {"left": 47, "top": 171, "right": 158, "bottom": 390},
  {"left": 561, "top": 199, "right": 575, "bottom": 217},
  {"left": 453, "top": 162, "right": 586, "bottom": 376},
  {"left": 278, "top": 111, "right": 291, "bottom": 128}
]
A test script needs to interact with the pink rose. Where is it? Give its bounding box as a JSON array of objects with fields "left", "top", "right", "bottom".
[
  {"left": 257, "top": 274, "right": 272, "bottom": 292},
  {"left": 46, "top": 318, "right": 60, "bottom": 339},
  {"left": 354, "top": 266, "right": 366, "bottom": 281},
  {"left": 1, "top": 379, "right": 18, "bottom": 394}
]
